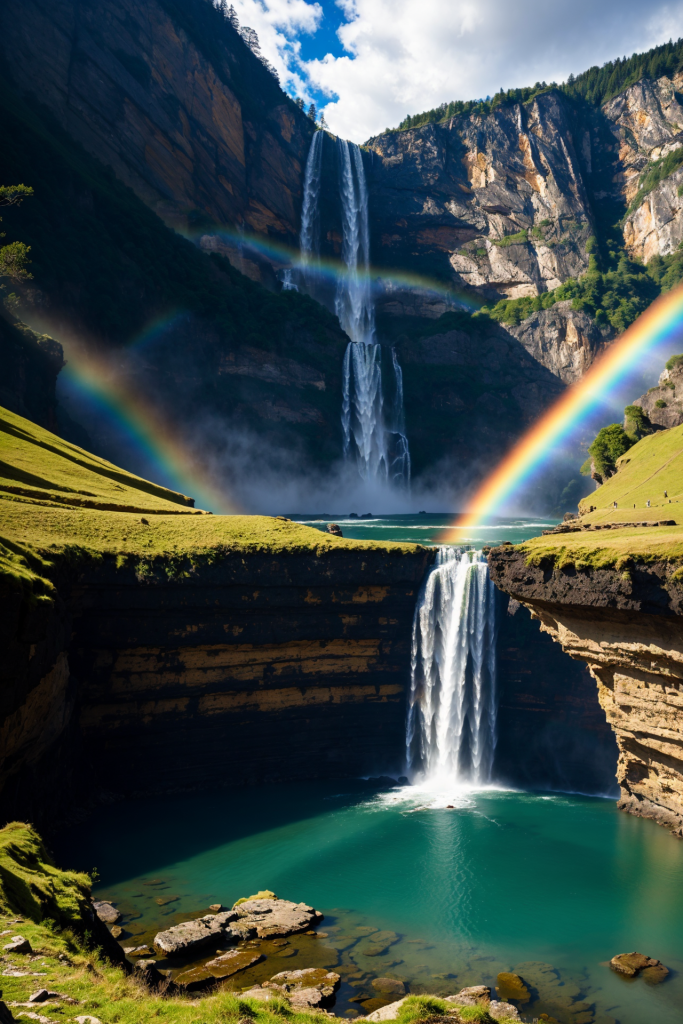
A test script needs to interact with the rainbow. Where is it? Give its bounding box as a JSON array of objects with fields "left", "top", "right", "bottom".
[
  {"left": 442, "top": 282, "right": 683, "bottom": 541},
  {"left": 61, "top": 340, "right": 241, "bottom": 515}
]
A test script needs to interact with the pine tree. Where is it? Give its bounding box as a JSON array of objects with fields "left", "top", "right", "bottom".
[
  {"left": 308, "top": 102, "right": 317, "bottom": 122},
  {"left": 318, "top": 110, "right": 328, "bottom": 130},
  {"left": 295, "top": 97, "right": 304, "bottom": 110}
]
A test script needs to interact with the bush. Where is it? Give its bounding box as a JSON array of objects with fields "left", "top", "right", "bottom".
[
  {"left": 656, "top": 398, "right": 668, "bottom": 408},
  {"left": 666, "top": 353, "right": 683, "bottom": 371}
]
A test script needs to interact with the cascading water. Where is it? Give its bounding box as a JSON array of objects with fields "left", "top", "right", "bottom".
[
  {"left": 407, "top": 548, "right": 497, "bottom": 786},
  {"left": 299, "top": 129, "right": 324, "bottom": 286},
  {"left": 335, "top": 138, "right": 411, "bottom": 486}
]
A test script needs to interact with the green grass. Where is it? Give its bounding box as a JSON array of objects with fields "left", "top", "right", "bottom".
[
  {"left": 515, "top": 424, "right": 683, "bottom": 569},
  {"left": 491, "top": 230, "right": 529, "bottom": 248},
  {"left": 0, "top": 405, "right": 423, "bottom": 602}
]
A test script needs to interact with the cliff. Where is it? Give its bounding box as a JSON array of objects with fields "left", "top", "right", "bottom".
[
  {"left": 0, "top": 0, "right": 313, "bottom": 246},
  {"left": 489, "top": 545, "right": 683, "bottom": 835},
  {"left": 628, "top": 357, "right": 683, "bottom": 430},
  {"left": 0, "top": 406, "right": 431, "bottom": 826},
  {"left": 366, "top": 92, "right": 592, "bottom": 305}
]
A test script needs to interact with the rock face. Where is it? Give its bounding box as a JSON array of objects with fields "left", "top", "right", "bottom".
[
  {"left": 489, "top": 546, "right": 683, "bottom": 834},
  {"left": 505, "top": 302, "right": 614, "bottom": 385},
  {"left": 629, "top": 360, "right": 683, "bottom": 429},
  {"left": 0, "top": 0, "right": 313, "bottom": 247},
  {"left": 366, "top": 92, "right": 592, "bottom": 302},
  {"left": 0, "top": 545, "right": 431, "bottom": 826},
  {"left": 604, "top": 74, "right": 683, "bottom": 261}
]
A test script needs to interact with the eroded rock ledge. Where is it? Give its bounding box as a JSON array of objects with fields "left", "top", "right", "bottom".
[{"left": 488, "top": 546, "right": 683, "bottom": 835}]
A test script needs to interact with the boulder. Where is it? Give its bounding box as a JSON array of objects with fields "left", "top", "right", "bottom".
[
  {"left": 209, "top": 904, "right": 223, "bottom": 912},
  {"left": 496, "top": 972, "right": 530, "bottom": 1003},
  {"left": 289, "top": 988, "right": 334, "bottom": 1009},
  {"left": 3, "top": 937, "right": 32, "bottom": 955},
  {"left": 92, "top": 902, "right": 120, "bottom": 925},
  {"left": 132, "top": 960, "right": 168, "bottom": 990},
  {"left": 371, "top": 979, "right": 406, "bottom": 996},
  {"left": 609, "top": 952, "right": 669, "bottom": 982},
  {"left": 231, "top": 899, "right": 322, "bottom": 939},
  {"left": 153, "top": 916, "right": 226, "bottom": 956},
  {"left": 172, "top": 966, "right": 215, "bottom": 993},
  {"left": 267, "top": 968, "right": 340, "bottom": 992},
  {"left": 204, "top": 949, "right": 264, "bottom": 979},
  {"left": 446, "top": 985, "right": 491, "bottom": 1006},
  {"left": 490, "top": 1001, "right": 521, "bottom": 1021}
]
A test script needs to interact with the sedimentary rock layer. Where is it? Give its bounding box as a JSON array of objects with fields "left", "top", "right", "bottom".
[
  {"left": 0, "top": 546, "right": 432, "bottom": 825},
  {"left": 489, "top": 546, "right": 683, "bottom": 834}
]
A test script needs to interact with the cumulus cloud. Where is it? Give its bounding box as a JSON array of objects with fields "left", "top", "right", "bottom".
[{"left": 229, "top": 0, "right": 683, "bottom": 141}]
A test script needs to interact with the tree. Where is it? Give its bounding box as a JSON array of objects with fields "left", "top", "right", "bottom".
[
  {"left": 295, "top": 97, "right": 304, "bottom": 110},
  {"left": 0, "top": 183, "right": 34, "bottom": 283},
  {"left": 587, "top": 423, "right": 634, "bottom": 481},
  {"left": 318, "top": 110, "right": 328, "bottom": 131},
  {"left": 308, "top": 102, "right": 317, "bottom": 122}
]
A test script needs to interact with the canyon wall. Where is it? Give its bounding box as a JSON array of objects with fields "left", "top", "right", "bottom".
[
  {"left": 0, "top": 546, "right": 432, "bottom": 827},
  {"left": 489, "top": 545, "right": 683, "bottom": 834}
]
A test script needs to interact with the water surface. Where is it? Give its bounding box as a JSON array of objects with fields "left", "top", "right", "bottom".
[
  {"left": 288, "top": 513, "right": 559, "bottom": 547},
  {"left": 57, "top": 781, "right": 683, "bottom": 1024}
]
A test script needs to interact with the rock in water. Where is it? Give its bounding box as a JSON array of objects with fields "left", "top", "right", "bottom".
[
  {"left": 496, "top": 972, "right": 530, "bottom": 1003},
  {"left": 92, "top": 901, "right": 121, "bottom": 924},
  {"left": 265, "top": 968, "right": 341, "bottom": 1008},
  {"left": 609, "top": 951, "right": 669, "bottom": 982},
  {"left": 371, "top": 978, "right": 406, "bottom": 996},
  {"left": 489, "top": 1002, "right": 521, "bottom": 1021},
  {"left": 154, "top": 899, "right": 322, "bottom": 955},
  {"left": 326, "top": 524, "right": 343, "bottom": 537},
  {"left": 204, "top": 949, "right": 264, "bottom": 978}
]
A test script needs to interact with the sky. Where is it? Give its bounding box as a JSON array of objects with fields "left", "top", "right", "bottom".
[{"left": 224, "top": 0, "right": 683, "bottom": 142}]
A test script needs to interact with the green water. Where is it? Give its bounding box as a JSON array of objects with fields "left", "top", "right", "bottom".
[
  {"left": 288, "top": 513, "right": 559, "bottom": 546},
  {"left": 57, "top": 781, "right": 683, "bottom": 1024}
]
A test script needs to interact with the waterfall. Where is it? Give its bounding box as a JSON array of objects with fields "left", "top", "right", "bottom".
[
  {"left": 336, "top": 139, "right": 410, "bottom": 487},
  {"left": 407, "top": 548, "right": 497, "bottom": 786},
  {"left": 299, "top": 129, "right": 324, "bottom": 284}
]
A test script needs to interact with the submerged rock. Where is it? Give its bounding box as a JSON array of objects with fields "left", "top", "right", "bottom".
[
  {"left": 496, "top": 972, "right": 530, "bottom": 1003},
  {"left": 609, "top": 951, "right": 669, "bottom": 982},
  {"left": 371, "top": 978, "right": 405, "bottom": 996},
  {"left": 204, "top": 949, "right": 264, "bottom": 978}
]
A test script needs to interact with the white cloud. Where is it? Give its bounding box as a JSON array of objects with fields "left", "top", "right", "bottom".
[{"left": 229, "top": 0, "right": 683, "bottom": 141}]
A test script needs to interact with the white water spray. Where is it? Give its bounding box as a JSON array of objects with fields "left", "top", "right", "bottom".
[
  {"left": 407, "top": 548, "right": 497, "bottom": 786},
  {"left": 299, "top": 129, "right": 324, "bottom": 281}
]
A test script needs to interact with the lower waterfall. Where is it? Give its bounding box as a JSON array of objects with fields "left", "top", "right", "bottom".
[{"left": 407, "top": 548, "right": 498, "bottom": 785}]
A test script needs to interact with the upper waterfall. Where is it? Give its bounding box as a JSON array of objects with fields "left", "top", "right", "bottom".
[{"left": 407, "top": 548, "right": 498, "bottom": 786}]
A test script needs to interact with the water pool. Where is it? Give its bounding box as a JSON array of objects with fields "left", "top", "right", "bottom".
[{"left": 56, "top": 780, "right": 683, "bottom": 1024}]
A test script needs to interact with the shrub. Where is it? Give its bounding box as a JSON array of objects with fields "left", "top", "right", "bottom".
[
  {"left": 655, "top": 398, "right": 668, "bottom": 408},
  {"left": 588, "top": 423, "right": 635, "bottom": 479},
  {"left": 666, "top": 353, "right": 683, "bottom": 371}
]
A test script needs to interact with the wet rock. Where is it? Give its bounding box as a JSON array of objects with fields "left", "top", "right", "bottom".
[
  {"left": 496, "top": 972, "right": 530, "bottom": 1003},
  {"left": 609, "top": 952, "right": 669, "bottom": 981},
  {"left": 110, "top": 926, "right": 122, "bottom": 940},
  {"left": 371, "top": 978, "right": 405, "bottom": 996},
  {"left": 4, "top": 937, "right": 32, "bottom": 955},
  {"left": 209, "top": 904, "right": 223, "bottom": 912},
  {"left": 92, "top": 902, "right": 120, "bottom": 925},
  {"left": 326, "top": 524, "right": 343, "bottom": 537},
  {"left": 267, "top": 967, "right": 340, "bottom": 992},
  {"left": 447, "top": 985, "right": 491, "bottom": 1005},
  {"left": 204, "top": 949, "right": 264, "bottom": 978},
  {"left": 490, "top": 1001, "right": 521, "bottom": 1021},
  {"left": 172, "top": 965, "right": 215, "bottom": 993},
  {"left": 153, "top": 916, "right": 227, "bottom": 956},
  {"left": 123, "top": 945, "right": 154, "bottom": 957}
]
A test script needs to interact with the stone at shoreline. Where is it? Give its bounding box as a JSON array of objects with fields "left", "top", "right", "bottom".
[
  {"left": 110, "top": 926, "right": 122, "bottom": 940},
  {"left": 133, "top": 960, "right": 168, "bottom": 990},
  {"left": 446, "top": 985, "right": 491, "bottom": 1006},
  {"left": 289, "top": 987, "right": 332, "bottom": 1009},
  {"left": 92, "top": 902, "right": 120, "bottom": 925},
  {"left": 371, "top": 979, "right": 405, "bottom": 996},
  {"left": 209, "top": 904, "right": 223, "bottom": 912},
  {"left": 265, "top": 968, "right": 340, "bottom": 1009},
  {"left": 123, "top": 945, "right": 153, "bottom": 957},
  {"left": 496, "top": 972, "right": 530, "bottom": 1003},
  {"left": 609, "top": 951, "right": 669, "bottom": 982},
  {"left": 155, "top": 898, "right": 322, "bottom": 957},
  {"left": 4, "top": 936, "right": 32, "bottom": 954},
  {"left": 364, "top": 997, "right": 407, "bottom": 1021},
  {"left": 204, "top": 949, "right": 264, "bottom": 978},
  {"left": 490, "top": 1001, "right": 521, "bottom": 1021},
  {"left": 172, "top": 965, "right": 215, "bottom": 993}
]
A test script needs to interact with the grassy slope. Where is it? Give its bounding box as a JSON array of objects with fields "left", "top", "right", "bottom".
[
  {"left": 0, "top": 405, "right": 421, "bottom": 601},
  {"left": 519, "top": 425, "right": 683, "bottom": 569}
]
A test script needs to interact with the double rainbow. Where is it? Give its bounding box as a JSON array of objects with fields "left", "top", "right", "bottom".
[{"left": 443, "top": 282, "right": 683, "bottom": 541}]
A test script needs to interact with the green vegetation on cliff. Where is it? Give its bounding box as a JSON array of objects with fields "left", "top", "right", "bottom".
[{"left": 517, "top": 424, "right": 683, "bottom": 569}]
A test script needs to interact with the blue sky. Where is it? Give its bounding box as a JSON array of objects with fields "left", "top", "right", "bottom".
[{"left": 224, "top": 0, "right": 683, "bottom": 142}]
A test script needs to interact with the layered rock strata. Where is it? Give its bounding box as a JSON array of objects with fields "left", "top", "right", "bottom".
[
  {"left": 489, "top": 546, "right": 683, "bottom": 834},
  {"left": 1, "top": 545, "right": 431, "bottom": 826}
]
